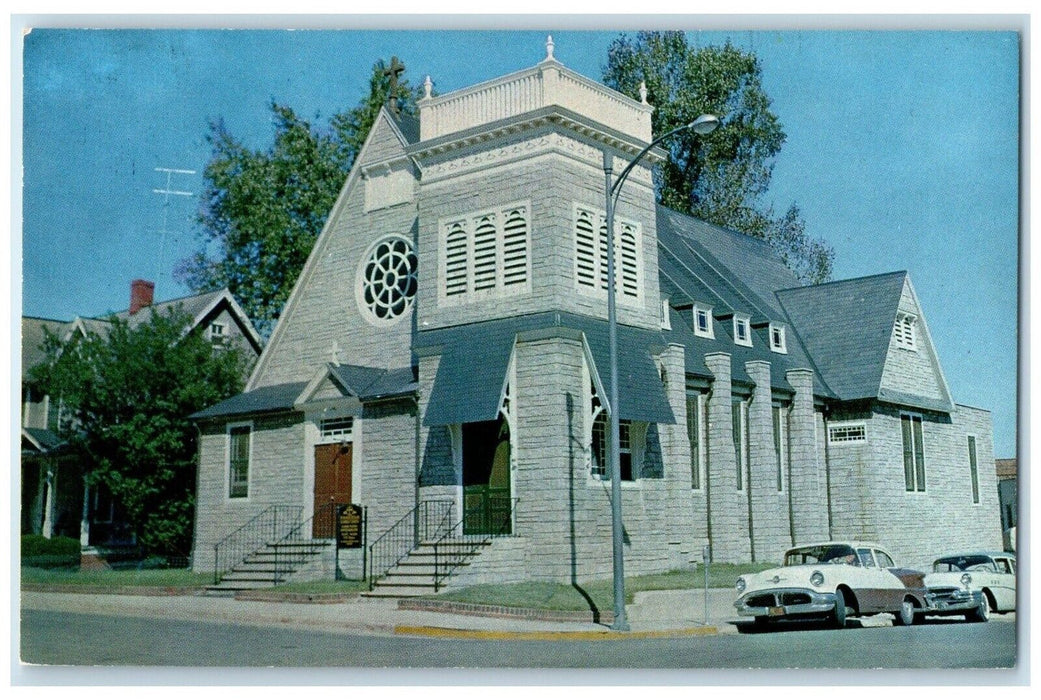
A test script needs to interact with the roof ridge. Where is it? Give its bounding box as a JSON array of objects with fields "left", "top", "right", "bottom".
[{"left": 777, "top": 270, "right": 907, "bottom": 295}]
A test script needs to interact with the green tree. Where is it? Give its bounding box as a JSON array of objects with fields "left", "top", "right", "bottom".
[
  {"left": 604, "top": 31, "right": 834, "bottom": 284},
  {"left": 30, "top": 308, "right": 250, "bottom": 557},
  {"left": 177, "top": 59, "right": 416, "bottom": 335}
]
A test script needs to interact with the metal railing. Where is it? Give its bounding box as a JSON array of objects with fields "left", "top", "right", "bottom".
[
  {"left": 433, "top": 497, "right": 517, "bottom": 592},
  {"left": 368, "top": 500, "right": 455, "bottom": 590},
  {"left": 270, "top": 501, "right": 340, "bottom": 585},
  {"left": 211, "top": 505, "right": 302, "bottom": 585}
]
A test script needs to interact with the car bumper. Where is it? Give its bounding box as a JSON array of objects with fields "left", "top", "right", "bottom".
[
  {"left": 734, "top": 588, "right": 837, "bottom": 619},
  {"left": 924, "top": 588, "right": 984, "bottom": 615}
]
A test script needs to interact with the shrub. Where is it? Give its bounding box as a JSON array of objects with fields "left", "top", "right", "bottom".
[{"left": 21, "top": 534, "right": 81, "bottom": 557}]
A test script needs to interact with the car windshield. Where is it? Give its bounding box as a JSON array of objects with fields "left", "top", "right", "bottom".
[
  {"left": 933, "top": 555, "right": 995, "bottom": 573},
  {"left": 784, "top": 545, "right": 858, "bottom": 566}
]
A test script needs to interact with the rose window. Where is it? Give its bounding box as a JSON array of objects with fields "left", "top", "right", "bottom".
[{"left": 357, "top": 236, "right": 418, "bottom": 324}]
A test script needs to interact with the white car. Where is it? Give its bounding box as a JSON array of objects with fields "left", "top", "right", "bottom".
[
  {"left": 734, "top": 542, "right": 929, "bottom": 629},
  {"left": 923, "top": 551, "right": 1016, "bottom": 622}
]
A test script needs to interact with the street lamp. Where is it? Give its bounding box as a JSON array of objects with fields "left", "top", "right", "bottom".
[{"left": 603, "top": 113, "right": 719, "bottom": 631}]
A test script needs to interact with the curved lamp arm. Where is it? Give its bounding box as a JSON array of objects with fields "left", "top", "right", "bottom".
[{"left": 609, "top": 114, "right": 720, "bottom": 204}]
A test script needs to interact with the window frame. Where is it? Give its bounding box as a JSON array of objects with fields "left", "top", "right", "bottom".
[
  {"left": 732, "top": 400, "right": 748, "bottom": 491},
  {"left": 773, "top": 403, "right": 787, "bottom": 492},
  {"left": 828, "top": 421, "right": 867, "bottom": 445},
  {"left": 894, "top": 312, "right": 918, "bottom": 351},
  {"left": 769, "top": 323, "right": 787, "bottom": 354},
  {"left": 967, "top": 434, "right": 980, "bottom": 504},
  {"left": 901, "top": 412, "right": 926, "bottom": 492},
  {"left": 438, "top": 201, "right": 532, "bottom": 306},
  {"left": 687, "top": 393, "right": 707, "bottom": 491},
  {"left": 693, "top": 304, "right": 714, "bottom": 339},
  {"left": 733, "top": 314, "right": 753, "bottom": 347},
  {"left": 227, "top": 421, "right": 253, "bottom": 500},
  {"left": 572, "top": 202, "right": 643, "bottom": 306},
  {"left": 591, "top": 413, "right": 636, "bottom": 482}
]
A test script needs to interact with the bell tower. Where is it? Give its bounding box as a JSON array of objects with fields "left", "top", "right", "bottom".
[{"left": 410, "top": 37, "right": 664, "bottom": 332}]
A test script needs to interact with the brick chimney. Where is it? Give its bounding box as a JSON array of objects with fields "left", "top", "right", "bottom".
[{"left": 129, "top": 279, "right": 155, "bottom": 315}]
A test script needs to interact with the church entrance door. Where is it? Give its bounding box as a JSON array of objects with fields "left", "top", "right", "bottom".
[
  {"left": 313, "top": 442, "right": 351, "bottom": 538},
  {"left": 462, "top": 418, "right": 512, "bottom": 535}
]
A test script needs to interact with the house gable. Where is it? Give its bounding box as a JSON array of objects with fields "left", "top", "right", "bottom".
[
  {"left": 248, "top": 107, "right": 419, "bottom": 390},
  {"left": 877, "top": 276, "right": 954, "bottom": 412}
]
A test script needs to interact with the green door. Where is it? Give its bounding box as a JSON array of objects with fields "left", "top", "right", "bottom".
[{"left": 462, "top": 419, "right": 512, "bottom": 535}]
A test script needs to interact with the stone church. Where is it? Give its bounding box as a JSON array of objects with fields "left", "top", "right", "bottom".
[{"left": 191, "top": 40, "right": 1000, "bottom": 591}]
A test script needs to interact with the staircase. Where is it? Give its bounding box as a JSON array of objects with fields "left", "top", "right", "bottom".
[
  {"left": 364, "top": 536, "right": 492, "bottom": 597},
  {"left": 206, "top": 539, "right": 333, "bottom": 594}
]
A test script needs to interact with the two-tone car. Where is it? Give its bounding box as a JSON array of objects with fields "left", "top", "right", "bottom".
[
  {"left": 734, "top": 542, "right": 929, "bottom": 629},
  {"left": 922, "top": 551, "right": 1016, "bottom": 622}
]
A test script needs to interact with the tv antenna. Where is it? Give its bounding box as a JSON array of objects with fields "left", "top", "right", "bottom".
[{"left": 152, "top": 167, "right": 196, "bottom": 291}]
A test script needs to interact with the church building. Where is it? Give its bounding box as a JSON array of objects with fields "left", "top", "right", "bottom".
[{"left": 191, "top": 40, "right": 1000, "bottom": 591}]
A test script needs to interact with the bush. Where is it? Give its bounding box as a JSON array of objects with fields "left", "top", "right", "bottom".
[{"left": 21, "top": 534, "right": 81, "bottom": 557}]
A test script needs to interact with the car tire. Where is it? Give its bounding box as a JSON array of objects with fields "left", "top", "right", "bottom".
[
  {"left": 832, "top": 588, "right": 847, "bottom": 629},
  {"left": 894, "top": 598, "right": 915, "bottom": 626},
  {"left": 966, "top": 598, "right": 989, "bottom": 623}
]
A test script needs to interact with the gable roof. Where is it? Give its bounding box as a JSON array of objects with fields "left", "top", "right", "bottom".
[
  {"left": 776, "top": 272, "right": 908, "bottom": 403},
  {"left": 655, "top": 208, "right": 834, "bottom": 398},
  {"left": 21, "top": 317, "right": 69, "bottom": 380},
  {"left": 247, "top": 105, "right": 413, "bottom": 391}
]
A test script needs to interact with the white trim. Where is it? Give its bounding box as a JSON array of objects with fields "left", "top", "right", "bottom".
[
  {"left": 769, "top": 323, "right": 788, "bottom": 354},
  {"left": 733, "top": 314, "right": 752, "bottom": 348},
  {"left": 827, "top": 421, "right": 867, "bottom": 444},
  {"left": 437, "top": 200, "right": 532, "bottom": 307},
  {"left": 225, "top": 421, "right": 253, "bottom": 501},
  {"left": 693, "top": 304, "right": 714, "bottom": 339},
  {"left": 571, "top": 202, "right": 643, "bottom": 307}
]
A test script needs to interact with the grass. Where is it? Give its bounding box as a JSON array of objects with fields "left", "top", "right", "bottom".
[
  {"left": 21, "top": 566, "right": 212, "bottom": 588},
  {"left": 433, "top": 562, "right": 778, "bottom": 612}
]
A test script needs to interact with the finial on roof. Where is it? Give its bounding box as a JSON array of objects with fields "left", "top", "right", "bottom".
[
  {"left": 330, "top": 341, "right": 341, "bottom": 367},
  {"left": 423, "top": 75, "right": 433, "bottom": 100},
  {"left": 639, "top": 81, "right": 648, "bottom": 105},
  {"left": 545, "top": 35, "right": 555, "bottom": 61}
]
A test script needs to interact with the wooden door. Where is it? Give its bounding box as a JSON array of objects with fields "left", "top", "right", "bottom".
[{"left": 313, "top": 442, "right": 351, "bottom": 538}]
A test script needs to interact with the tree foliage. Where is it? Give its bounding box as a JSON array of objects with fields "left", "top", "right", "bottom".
[
  {"left": 177, "top": 59, "right": 416, "bottom": 335},
  {"left": 604, "top": 31, "right": 834, "bottom": 284},
  {"left": 29, "top": 309, "right": 250, "bottom": 556}
]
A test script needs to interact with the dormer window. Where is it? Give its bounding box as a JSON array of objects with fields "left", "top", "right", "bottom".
[
  {"left": 894, "top": 312, "right": 917, "bottom": 351},
  {"left": 693, "top": 304, "right": 714, "bottom": 339},
  {"left": 733, "top": 314, "right": 752, "bottom": 347},
  {"left": 769, "top": 323, "right": 787, "bottom": 354}
]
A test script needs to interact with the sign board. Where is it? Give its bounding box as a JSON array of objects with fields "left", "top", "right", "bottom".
[{"left": 336, "top": 504, "right": 364, "bottom": 549}]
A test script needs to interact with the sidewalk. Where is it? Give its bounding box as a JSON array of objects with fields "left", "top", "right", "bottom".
[{"left": 20, "top": 586, "right": 743, "bottom": 639}]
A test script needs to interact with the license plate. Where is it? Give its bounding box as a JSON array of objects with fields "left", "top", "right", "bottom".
[{"left": 768, "top": 606, "right": 785, "bottom": 616}]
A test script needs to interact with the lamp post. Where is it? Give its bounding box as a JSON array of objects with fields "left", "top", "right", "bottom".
[{"left": 603, "top": 113, "right": 719, "bottom": 631}]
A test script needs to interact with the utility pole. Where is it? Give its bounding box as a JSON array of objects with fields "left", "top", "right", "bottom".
[{"left": 152, "top": 167, "right": 196, "bottom": 291}]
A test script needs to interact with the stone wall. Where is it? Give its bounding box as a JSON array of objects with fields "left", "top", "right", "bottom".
[
  {"left": 252, "top": 116, "right": 417, "bottom": 388},
  {"left": 192, "top": 411, "right": 305, "bottom": 573}
]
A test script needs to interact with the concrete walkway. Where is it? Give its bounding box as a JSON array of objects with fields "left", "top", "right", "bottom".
[{"left": 20, "top": 587, "right": 745, "bottom": 639}]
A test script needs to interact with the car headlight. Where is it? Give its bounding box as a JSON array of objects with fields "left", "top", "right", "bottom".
[
  {"left": 810, "top": 570, "right": 825, "bottom": 587},
  {"left": 961, "top": 573, "right": 972, "bottom": 586},
  {"left": 736, "top": 577, "right": 746, "bottom": 593}
]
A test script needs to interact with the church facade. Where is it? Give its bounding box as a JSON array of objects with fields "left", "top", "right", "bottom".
[{"left": 191, "top": 42, "right": 999, "bottom": 586}]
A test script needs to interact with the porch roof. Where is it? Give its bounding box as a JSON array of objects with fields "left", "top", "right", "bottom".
[{"left": 418, "top": 312, "right": 674, "bottom": 426}]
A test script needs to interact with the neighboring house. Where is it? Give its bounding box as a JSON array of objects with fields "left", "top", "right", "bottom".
[
  {"left": 21, "top": 279, "right": 263, "bottom": 548},
  {"left": 995, "top": 458, "right": 1016, "bottom": 550},
  {"left": 191, "top": 41, "right": 1000, "bottom": 588}
]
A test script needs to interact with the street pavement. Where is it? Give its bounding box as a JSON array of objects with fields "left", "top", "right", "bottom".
[{"left": 20, "top": 587, "right": 746, "bottom": 639}]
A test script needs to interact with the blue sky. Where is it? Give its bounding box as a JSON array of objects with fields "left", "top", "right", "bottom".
[{"left": 18, "top": 26, "right": 1020, "bottom": 457}]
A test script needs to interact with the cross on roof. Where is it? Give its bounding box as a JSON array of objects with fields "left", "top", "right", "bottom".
[{"left": 383, "top": 56, "right": 405, "bottom": 116}]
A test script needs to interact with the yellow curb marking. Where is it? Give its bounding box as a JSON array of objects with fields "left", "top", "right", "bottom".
[{"left": 394, "top": 625, "right": 718, "bottom": 640}]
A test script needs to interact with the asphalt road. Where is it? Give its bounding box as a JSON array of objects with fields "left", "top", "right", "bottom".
[{"left": 17, "top": 609, "right": 1019, "bottom": 684}]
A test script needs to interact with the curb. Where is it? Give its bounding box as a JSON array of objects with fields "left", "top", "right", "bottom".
[
  {"left": 234, "top": 591, "right": 360, "bottom": 604},
  {"left": 393, "top": 625, "right": 720, "bottom": 640},
  {"left": 398, "top": 597, "right": 613, "bottom": 624},
  {"left": 20, "top": 584, "right": 205, "bottom": 597}
]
